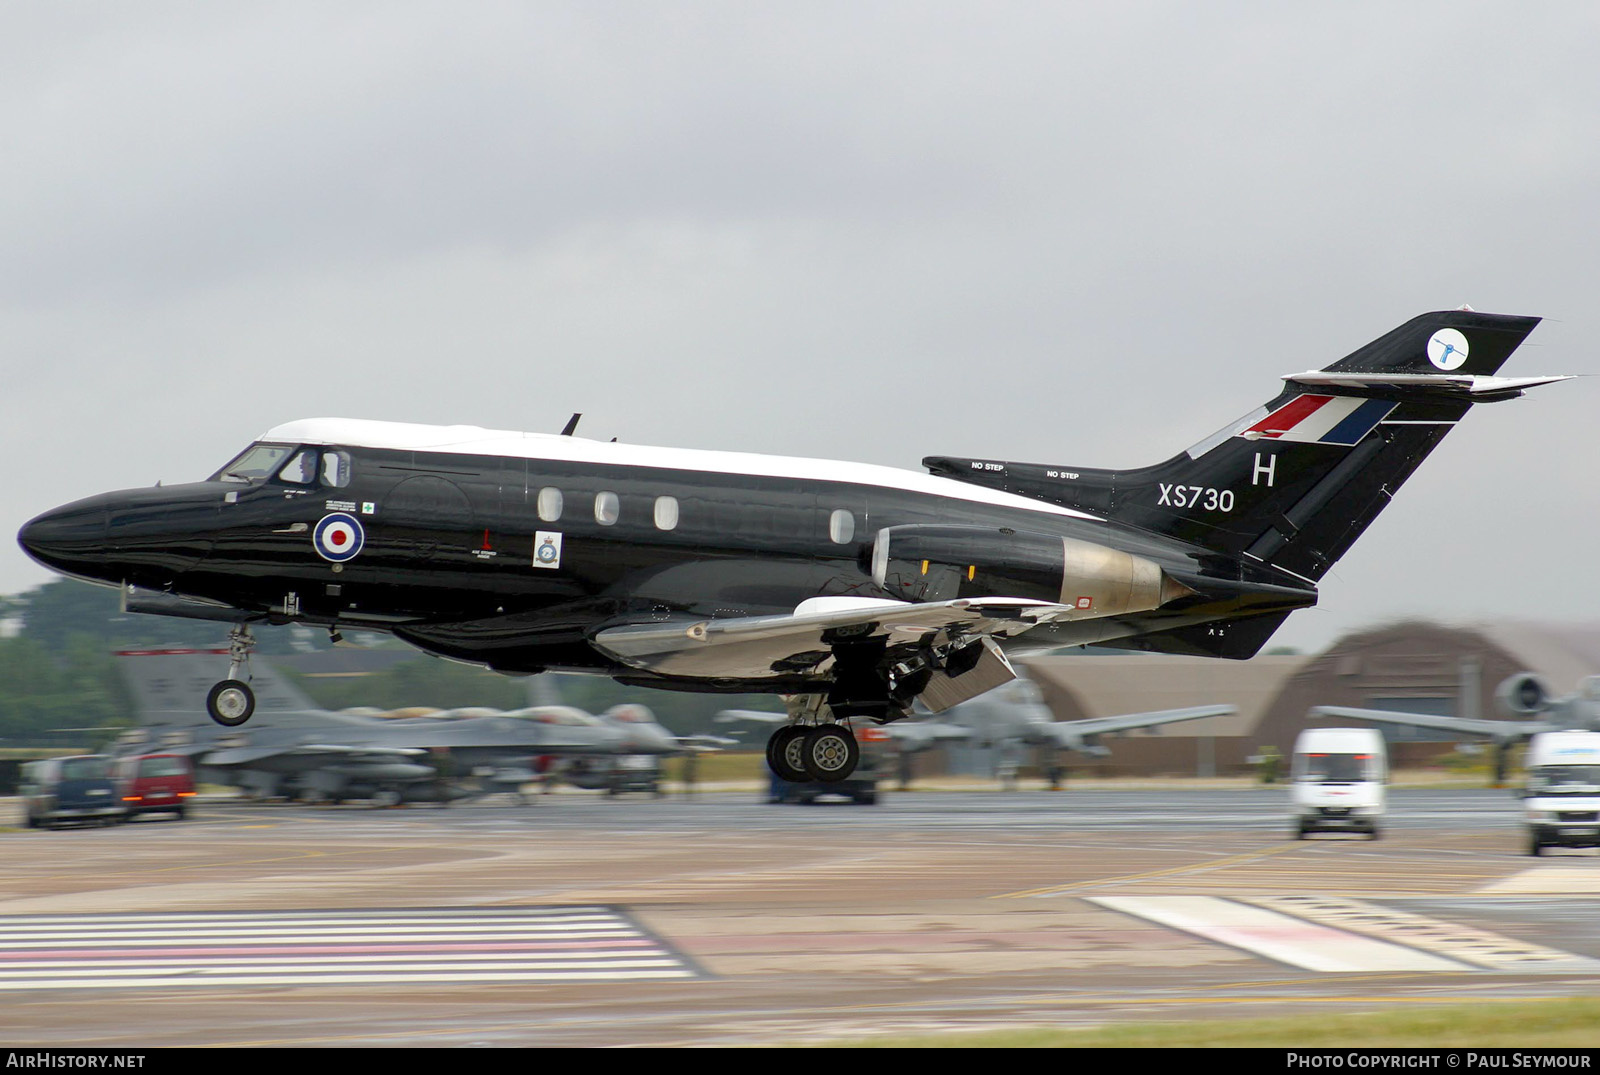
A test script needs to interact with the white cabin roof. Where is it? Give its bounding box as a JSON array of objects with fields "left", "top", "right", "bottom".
[{"left": 260, "top": 418, "right": 1102, "bottom": 522}]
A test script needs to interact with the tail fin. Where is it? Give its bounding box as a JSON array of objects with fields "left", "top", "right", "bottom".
[{"left": 926, "top": 310, "right": 1555, "bottom": 584}]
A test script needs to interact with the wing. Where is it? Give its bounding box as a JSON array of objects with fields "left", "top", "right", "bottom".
[
  {"left": 882, "top": 721, "right": 974, "bottom": 751},
  {"left": 593, "top": 597, "right": 1071, "bottom": 680},
  {"left": 675, "top": 734, "right": 739, "bottom": 751},
  {"left": 1027, "top": 705, "right": 1236, "bottom": 753},
  {"left": 200, "top": 744, "right": 428, "bottom": 767},
  {"left": 714, "top": 709, "right": 790, "bottom": 726},
  {"left": 1310, "top": 705, "right": 1551, "bottom": 744}
]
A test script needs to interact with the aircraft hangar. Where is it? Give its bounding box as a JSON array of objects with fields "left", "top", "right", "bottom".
[{"left": 1019, "top": 620, "right": 1600, "bottom": 777}]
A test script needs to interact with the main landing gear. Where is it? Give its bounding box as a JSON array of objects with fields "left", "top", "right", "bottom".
[
  {"left": 205, "top": 624, "right": 257, "bottom": 728},
  {"left": 766, "top": 723, "right": 861, "bottom": 783},
  {"left": 764, "top": 697, "right": 863, "bottom": 783}
]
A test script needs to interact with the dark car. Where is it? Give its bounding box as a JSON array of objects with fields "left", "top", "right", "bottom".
[
  {"left": 22, "top": 755, "right": 126, "bottom": 828},
  {"left": 768, "top": 741, "right": 883, "bottom": 805},
  {"left": 114, "top": 753, "right": 196, "bottom": 820}
]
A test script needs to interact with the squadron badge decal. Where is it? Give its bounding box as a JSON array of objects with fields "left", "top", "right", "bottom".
[{"left": 533, "top": 531, "right": 563, "bottom": 570}]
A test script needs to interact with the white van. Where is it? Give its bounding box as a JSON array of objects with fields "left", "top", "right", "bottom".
[
  {"left": 1522, "top": 731, "right": 1600, "bottom": 856},
  {"left": 1290, "top": 727, "right": 1387, "bottom": 839}
]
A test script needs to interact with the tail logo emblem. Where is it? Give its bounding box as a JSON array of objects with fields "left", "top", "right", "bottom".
[{"left": 1427, "top": 328, "right": 1470, "bottom": 371}]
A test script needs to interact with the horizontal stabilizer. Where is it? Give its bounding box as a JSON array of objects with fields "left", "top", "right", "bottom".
[{"left": 1282, "top": 371, "right": 1574, "bottom": 402}]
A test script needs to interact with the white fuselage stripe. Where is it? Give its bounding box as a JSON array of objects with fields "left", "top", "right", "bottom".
[{"left": 261, "top": 418, "right": 1102, "bottom": 523}]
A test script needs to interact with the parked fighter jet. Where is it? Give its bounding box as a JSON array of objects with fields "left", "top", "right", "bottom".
[
  {"left": 721, "top": 676, "right": 1232, "bottom": 781},
  {"left": 20, "top": 311, "right": 1567, "bottom": 786},
  {"left": 522, "top": 703, "right": 735, "bottom": 796},
  {"left": 1313, "top": 674, "right": 1600, "bottom": 785},
  {"left": 113, "top": 649, "right": 676, "bottom": 804}
]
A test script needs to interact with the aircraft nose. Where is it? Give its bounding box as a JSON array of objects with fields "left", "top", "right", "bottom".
[
  {"left": 17, "top": 499, "right": 108, "bottom": 574},
  {"left": 631, "top": 727, "right": 676, "bottom": 754}
]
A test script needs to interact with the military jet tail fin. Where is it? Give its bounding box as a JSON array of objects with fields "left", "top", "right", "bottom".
[{"left": 927, "top": 310, "right": 1558, "bottom": 586}]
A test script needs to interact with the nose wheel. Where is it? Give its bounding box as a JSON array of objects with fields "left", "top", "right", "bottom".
[
  {"left": 206, "top": 679, "right": 256, "bottom": 727},
  {"left": 206, "top": 624, "right": 258, "bottom": 727}
]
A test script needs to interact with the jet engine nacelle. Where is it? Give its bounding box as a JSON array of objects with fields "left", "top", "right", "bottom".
[
  {"left": 870, "top": 524, "right": 1188, "bottom": 617},
  {"left": 1496, "top": 672, "right": 1552, "bottom": 716}
]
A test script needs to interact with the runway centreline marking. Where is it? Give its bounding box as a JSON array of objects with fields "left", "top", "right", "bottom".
[
  {"left": 0, "top": 907, "right": 704, "bottom": 991},
  {"left": 1088, "top": 896, "right": 1476, "bottom": 973}
]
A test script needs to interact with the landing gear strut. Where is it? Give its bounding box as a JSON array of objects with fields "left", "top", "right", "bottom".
[{"left": 206, "top": 624, "right": 257, "bottom": 727}]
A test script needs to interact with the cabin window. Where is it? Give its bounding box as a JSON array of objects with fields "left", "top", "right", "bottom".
[
  {"left": 278, "top": 449, "right": 318, "bottom": 485},
  {"left": 653, "top": 495, "right": 679, "bottom": 531},
  {"left": 829, "top": 508, "right": 855, "bottom": 544},
  {"left": 537, "top": 487, "right": 563, "bottom": 522},
  {"left": 595, "top": 491, "right": 620, "bottom": 526},
  {"left": 321, "top": 451, "right": 353, "bottom": 488}
]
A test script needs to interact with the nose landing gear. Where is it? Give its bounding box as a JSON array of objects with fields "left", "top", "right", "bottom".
[{"left": 205, "top": 624, "right": 257, "bottom": 728}]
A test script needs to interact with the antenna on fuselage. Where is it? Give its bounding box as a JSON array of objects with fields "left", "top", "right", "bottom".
[{"left": 560, "top": 413, "right": 582, "bottom": 436}]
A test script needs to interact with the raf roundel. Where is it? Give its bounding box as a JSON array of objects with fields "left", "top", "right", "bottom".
[{"left": 313, "top": 512, "right": 365, "bottom": 563}]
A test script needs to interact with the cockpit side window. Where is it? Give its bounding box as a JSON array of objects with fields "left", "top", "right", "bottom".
[
  {"left": 321, "top": 450, "right": 353, "bottom": 488},
  {"left": 278, "top": 449, "right": 319, "bottom": 485},
  {"left": 214, "top": 443, "right": 294, "bottom": 483}
]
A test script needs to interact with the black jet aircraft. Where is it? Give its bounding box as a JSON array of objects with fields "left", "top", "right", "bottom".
[
  {"left": 1313, "top": 674, "right": 1600, "bottom": 785},
  {"left": 18, "top": 310, "right": 1568, "bottom": 785}
]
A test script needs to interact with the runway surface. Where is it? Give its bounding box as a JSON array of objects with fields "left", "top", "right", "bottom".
[{"left": 3, "top": 786, "right": 1597, "bottom": 1047}]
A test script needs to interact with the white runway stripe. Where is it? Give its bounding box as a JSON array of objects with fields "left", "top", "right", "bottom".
[
  {"left": 1251, "top": 896, "right": 1600, "bottom": 974},
  {"left": 1089, "top": 896, "right": 1475, "bottom": 972},
  {"left": 0, "top": 907, "right": 701, "bottom": 991}
]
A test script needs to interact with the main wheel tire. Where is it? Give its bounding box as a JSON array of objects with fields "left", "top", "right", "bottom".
[
  {"left": 206, "top": 679, "right": 256, "bottom": 727},
  {"left": 766, "top": 726, "right": 811, "bottom": 783},
  {"left": 802, "top": 723, "right": 859, "bottom": 783},
  {"left": 1529, "top": 833, "right": 1544, "bottom": 857}
]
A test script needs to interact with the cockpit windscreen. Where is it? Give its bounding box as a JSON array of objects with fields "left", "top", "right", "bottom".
[{"left": 213, "top": 443, "right": 294, "bottom": 483}]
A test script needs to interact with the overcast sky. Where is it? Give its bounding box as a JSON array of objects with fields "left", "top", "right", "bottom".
[{"left": 3, "top": 2, "right": 1596, "bottom": 656}]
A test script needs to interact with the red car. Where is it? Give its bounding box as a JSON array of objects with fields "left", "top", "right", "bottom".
[{"left": 115, "top": 753, "right": 196, "bottom": 820}]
